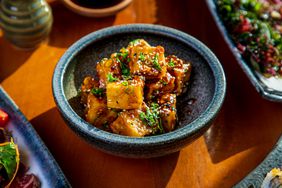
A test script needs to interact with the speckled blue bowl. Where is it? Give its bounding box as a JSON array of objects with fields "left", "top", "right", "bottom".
[{"left": 52, "top": 24, "right": 226, "bottom": 158}]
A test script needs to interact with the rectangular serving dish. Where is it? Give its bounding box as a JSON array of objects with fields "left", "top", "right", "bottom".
[
  {"left": 0, "top": 86, "right": 71, "bottom": 188},
  {"left": 206, "top": 0, "right": 282, "bottom": 102}
]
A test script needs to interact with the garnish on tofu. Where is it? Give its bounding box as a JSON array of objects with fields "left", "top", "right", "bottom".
[
  {"left": 107, "top": 73, "right": 119, "bottom": 82},
  {"left": 110, "top": 109, "right": 153, "bottom": 137},
  {"left": 79, "top": 39, "right": 192, "bottom": 137},
  {"left": 128, "top": 39, "right": 167, "bottom": 79},
  {"left": 166, "top": 55, "right": 192, "bottom": 95}
]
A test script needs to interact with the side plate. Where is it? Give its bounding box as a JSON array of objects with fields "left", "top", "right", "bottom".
[
  {"left": 0, "top": 86, "right": 71, "bottom": 188},
  {"left": 206, "top": 0, "right": 282, "bottom": 102},
  {"left": 234, "top": 136, "right": 282, "bottom": 188}
]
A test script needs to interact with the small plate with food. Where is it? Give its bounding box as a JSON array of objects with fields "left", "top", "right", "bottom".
[
  {"left": 234, "top": 135, "right": 282, "bottom": 188},
  {"left": 0, "top": 87, "right": 70, "bottom": 188},
  {"left": 206, "top": 0, "right": 282, "bottom": 102},
  {"left": 52, "top": 24, "right": 226, "bottom": 158}
]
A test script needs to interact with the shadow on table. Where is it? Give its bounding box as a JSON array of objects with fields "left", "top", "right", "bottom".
[
  {"left": 31, "top": 107, "right": 179, "bottom": 188},
  {"left": 203, "top": 96, "right": 282, "bottom": 164},
  {"left": 0, "top": 36, "right": 34, "bottom": 82},
  {"left": 47, "top": 1, "right": 116, "bottom": 48}
]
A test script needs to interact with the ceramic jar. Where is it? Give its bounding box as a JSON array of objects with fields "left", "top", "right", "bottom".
[{"left": 0, "top": 0, "right": 53, "bottom": 49}]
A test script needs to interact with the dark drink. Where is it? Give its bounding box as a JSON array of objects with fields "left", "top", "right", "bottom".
[{"left": 71, "top": 0, "right": 123, "bottom": 8}]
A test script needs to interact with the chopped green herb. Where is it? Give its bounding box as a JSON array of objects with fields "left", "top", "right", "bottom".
[
  {"left": 158, "top": 118, "right": 164, "bottom": 134},
  {"left": 150, "top": 103, "right": 164, "bottom": 133},
  {"left": 120, "top": 62, "right": 130, "bottom": 76},
  {"left": 139, "top": 53, "right": 146, "bottom": 61},
  {"left": 91, "top": 88, "right": 104, "bottom": 95},
  {"left": 139, "top": 109, "right": 156, "bottom": 127},
  {"left": 152, "top": 54, "right": 162, "bottom": 71},
  {"left": 117, "top": 51, "right": 129, "bottom": 60},
  {"left": 127, "top": 57, "right": 131, "bottom": 63},
  {"left": 139, "top": 103, "right": 161, "bottom": 129},
  {"left": 121, "top": 81, "right": 128, "bottom": 86},
  {"left": 139, "top": 112, "right": 146, "bottom": 122},
  {"left": 117, "top": 51, "right": 131, "bottom": 75},
  {"left": 129, "top": 39, "right": 141, "bottom": 46},
  {"left": 107, "top": 73, "right": 118, "bottom": 82},
  {"left": 160, "top": 80, "right": 168, "bottom": 85},
  {"left": 122, "top": 75, "right": 132, "bottom": 80},
  {"left": 0, "top": 141, "right": 19, "bottom": 180},
  {"left": 145, "top": 108, "right": 156, "bottom": 127},
  {"left": 168, "top": 59, "right": 175, "bottom": 67},
  {"left": 150, "top": 103, "right": 159, "bottom": 119},
  {"left": 151, "top": 102, "right": 159, "bottom": 110}
]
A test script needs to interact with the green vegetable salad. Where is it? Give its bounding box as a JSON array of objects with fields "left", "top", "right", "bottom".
[{"left": 217, "top": 0, "right": 282, "bottom": 77}]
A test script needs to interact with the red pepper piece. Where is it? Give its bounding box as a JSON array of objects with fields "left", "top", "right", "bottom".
[{"left": 0, "top": 109, "right": 9, "bottom": 127}]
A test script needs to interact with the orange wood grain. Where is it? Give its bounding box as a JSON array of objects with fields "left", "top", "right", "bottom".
[{"left": 1, "top": 0, "right": 282, "bottom": 187}]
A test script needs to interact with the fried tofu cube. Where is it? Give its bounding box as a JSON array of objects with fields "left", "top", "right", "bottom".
[
  {"left": 166, "top": 55, "right": 192, "bottom": 95},
  {"left": 85, "top": 94, "right": 106, "bottom": 124},
  {"left": 146, "top": 72, "right": 175, "bottom": 100},
  {"left": 158, "top": 94, "right": 177, "bottom": 132},
  {"left": 173, "top": 63, "right": 192, "bottom": 95},
  {"left": 80, "top": 76, "right": 99, "bottom": 105},
  {"left": 110, "top": 110, "right": 152, "bottom": 137},
  {"left": 96, "top": 58, "right": 121, "bottom": 88},
  {"left": 85, "top": 94, "right": 118, "bottom": 129},
  {"left": 106, "top": 78, "right": 144, "bottom": 109},
  {"left": 129, "top": 43, "right": 167, "bottom": 79}
]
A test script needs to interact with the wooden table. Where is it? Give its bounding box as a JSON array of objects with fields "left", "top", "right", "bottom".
[{"left": 1, "top": 0, "right": 282, "bottom": 187}]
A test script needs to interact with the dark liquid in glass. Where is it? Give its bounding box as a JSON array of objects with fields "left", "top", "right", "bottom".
[{"left": 71, "top": 0, "right": 123, "bottom": 9}]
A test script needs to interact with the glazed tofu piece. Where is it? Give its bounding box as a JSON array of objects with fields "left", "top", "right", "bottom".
[
  {"left": 110, "top": 110, "right": 152, "bottom": 137},
  {"left": 94, "top": 109, "right": 119, "bottom": 131},
  {"left": 146, "top": 72, "right": 175, "bottom": 100},
  {"left": 106, "top": 77, "right": 144, "bottom": 109},
  {"left": 85, "top": 94, "right": 106, "bottom": 124},
  {"left": 128, "top": 40, "right": 167, "bottom": 80},
  {"left": 127, "top": 39, "right": 151, "bottom": 48},
  {"left": 158, "top": 94, "right": 177, "bottom": 132},
  {"left": 80, "top": 76, "right": 99, "bottom": 105},
  {"left": 96, "top": 57, "right": 121, "bottom": 88},
  {"left": 85, "top": 94, "right": 118, "bottom": 129},
  {"left": 166, "top": 55, "right": 192, "bottom": 95}
]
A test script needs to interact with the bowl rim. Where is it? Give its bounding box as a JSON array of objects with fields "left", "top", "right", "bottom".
[
  {"left": 60, "top": 0, "right": 132, "bottom": 17},
  {"left": 52, "top": 24, "right": 226, "bottom": 146}
]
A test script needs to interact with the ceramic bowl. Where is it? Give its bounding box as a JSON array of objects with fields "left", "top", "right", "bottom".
[
  {"left": 60, "top": 0, "right": 132, "bottom": 17},
  {"left": 0, "top": 0, "right": 53, "bottom": 49},
  {"left": 52, "top": 24, "right": 226, "bottom": 158}
]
